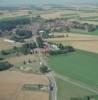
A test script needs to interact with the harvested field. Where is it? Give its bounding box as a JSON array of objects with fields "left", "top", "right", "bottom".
[
  {"left": 16, "top": 91, "right": 49, "bottom": 100},
  {"left": 40, "top": 10, "right": 77, "bottom": 19},
  {"left": 79, "top": 13, "right": 98, "bottom": 17},
  {"left": 0, "top": 10, "right": 29, "bottom": 19},
  {"left": 0, "top": 71, "right": 49, "bottom": 100},
  {"left": 0, "top": 38, "right": 22, "bottom": 51},
  {"left": 45, "top": 33, "right": 98, "bottom": 53},
  {"left": 6, "top": 54, "right": 39, "bottom": 64},
  {"left": 41, "top": 11, "right": 65, "bottom": 19}
]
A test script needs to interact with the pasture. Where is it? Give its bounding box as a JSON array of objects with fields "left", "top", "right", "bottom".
[
  {"left": 48, "top": 50, "right": 98, "bottom": 86},
  {"left": 48, "top": 50, "right": 98, "bottom": 99},
  {"left": 56, "top": 78, "right": 96, "bottom": 100}
]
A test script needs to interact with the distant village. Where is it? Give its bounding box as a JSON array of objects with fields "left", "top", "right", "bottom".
[{"left": 0, "top": 16, "right": 97, "bottom": 39}]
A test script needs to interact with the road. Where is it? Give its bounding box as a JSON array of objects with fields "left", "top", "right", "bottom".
[
  {"left": 30, "top": 14, "right": 57, "bottom": 100},
  {"left": 46, "top": 72, "right": 57, "bottom": 100}
]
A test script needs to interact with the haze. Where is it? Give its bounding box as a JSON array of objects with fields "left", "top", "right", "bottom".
[{"left": 0, "top": 0, "right": 98, "bottom": 7}]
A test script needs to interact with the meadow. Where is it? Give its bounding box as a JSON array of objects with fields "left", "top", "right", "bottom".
[{"left": 49, "top": 50, "right": 98, "bottom": 86}]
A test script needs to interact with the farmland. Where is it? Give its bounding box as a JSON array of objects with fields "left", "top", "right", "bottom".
[
  {"left": 56, "top": 78, "right": 96, "bottom": 100},
  {"left": 48, "top": 50, "right": 98, "bottom": 99},
  {"left": 48, "top": 50, "right": 98, "bottom": 86},
  {"left": 0, "top": 71, "right": 49, "bottom": 100},
  {"left": 0, "top": 5, "right": 98, "bottom": 100},
  {"left": 0, "top": 38, "right": 22, "bottom": 51},
  {"left": 46, "top": 33, "right": 98, "bottom": 53}
]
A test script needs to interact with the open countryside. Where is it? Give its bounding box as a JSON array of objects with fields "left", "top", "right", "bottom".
[{"left": 0, "top": 1, "right": 98, "bottom": 100}]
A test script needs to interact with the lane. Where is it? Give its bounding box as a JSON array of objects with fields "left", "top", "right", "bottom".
[
  {"left": 30, "top": 12, "right": 57, "bottom": 100},
  {"left": 46, "top": 72, "right": 57, "bottom": 100}
]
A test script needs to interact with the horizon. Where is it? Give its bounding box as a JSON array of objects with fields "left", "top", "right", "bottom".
[{"left": 0, "top": 0, "right": 98, "bottom": 7}]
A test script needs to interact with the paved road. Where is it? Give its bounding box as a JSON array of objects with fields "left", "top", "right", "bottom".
[{"left": 47, "top": 72, "right": 57, "bottom": 100}]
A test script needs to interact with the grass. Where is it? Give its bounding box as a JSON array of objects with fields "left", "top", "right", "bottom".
[
  {"left": 82, "top": 16, "right": 98, "bottom": 21},
  {"left": 79, "top": 10, "right": 96, "bottom": 13},
  {"left": 0, "top": 47, "right": 22, "bottom": 59},
  {"left": 0, "top": 15, "right": 30, "bottom": 21},
  {"left": 63, "top": 14, "right": 76, "bottom": 16},
  {"left": 62, "top": 14, "right": 78, "bottom": 20},
  {"left": 70, "top": 28, "right": 98, "bottom": 35},
  {"left": 56, "top": 78, "right": 95, "bottom": 100},
  {"left": 17, "top": 63, "right": 41, "bottom": 74},
  {"left": 55, "top": 28, "right": 98, "bottom": 35},
  {"left": 22, "top": 84, "right": 40, "bottom": 91},
  {"left": 48, "top": 50, "right": 98, "bottom": 86}
]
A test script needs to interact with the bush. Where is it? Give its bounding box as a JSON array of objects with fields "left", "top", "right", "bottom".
[
  {"left": 40, "top": 65, "right": 48, "bottom": 73},
  {"left": 64, "top": 46, "right": 75, "bottom": 52},
  {"left": 11, "top": 30, "right": 32, "bottom": 42},
  {"left": 49, "top": 46, "right": 75, "bottom": 55},
  {"left": 0, "top": 57, "right": 4, "bottom": 61},
  {"left": 15, "top": 30, "right": 32, "bottom": 39},
  {"left": 1, "top": 50, "right": 11, "bottom": 55},
  {"left": 49, "top": 50, "right": 66, "bottom": 55},
  {"left": 0, "top": 61, "right": 13, "bottom": 71}
]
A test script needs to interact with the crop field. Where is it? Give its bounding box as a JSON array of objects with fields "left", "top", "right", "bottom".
[
  {"left": 69, "top": 29, "right": 98, "bottom": 35},
  {"left": 0, "top": 10, "right": 30, "bottom": 19},
  {"left": 48, "top": 50, "right": 98, "bottom": 99},
  {"left": 46, "top": 33, "right": 98, "bottom": 53},
  {"left": 0, "top": 71, "right": 49, "bottom": 100},
  {"left": 49, "top": 50, "right": 98, "bottom": 86},
  {"left": 1, "top": 7, "right": 98, "bottom": 100},
  {"left": 56, "top": 78, "right": 96, "bottom": 100},
  {"left": 0, "top": 38, "right": 22, "bottom": 51},
  {"left": 82, "top": 16, "right": 98, "bottom": 21}
]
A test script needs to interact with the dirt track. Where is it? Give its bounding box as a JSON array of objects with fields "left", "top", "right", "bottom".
[
  {"left": 0, "top": 71, "right": 49, "bottom": 100},
  {"left": 46, "top": 33, "right": 98, "bottom": 53}
]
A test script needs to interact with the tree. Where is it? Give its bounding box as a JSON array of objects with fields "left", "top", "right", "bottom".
[
  {"left": 23, "top": 61, "right": 26, "bottom": 65},
  {"left": 0, "top": 30, "right": 2, "bottom": 37},
  {"left": 40, "top": 65, "right": 48, "bottom": 73},
  {"left": 58, "top": 43, "right": 65, "bottom": 50},
  {"left": 0, "top": 61, "right": 13, "bottom": 71},
  {"left": 36, "top": 36, "right": 44, "bottom": 48},
  {"left": 1, "top": 50, "right": 10, "bottom": 55},
  {"left": 65, "top": 26, "right": 70, "bottom": 32}
]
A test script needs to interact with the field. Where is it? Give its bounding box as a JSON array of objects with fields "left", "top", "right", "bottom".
[
  {"left": 56, "top": 78, "right": 96, "bottom": 100},
  {"left": 70, "top": 29, "right": 98, "bottom": 35},
  {"left": 1, "top": 7, "right": 98, "bottom": 100},
  {"left": 46, "top": 33, "right": 98, "bottom": 53},
  {"left": 0, "top": 10, "right": 29, "bottom": 19},
  {"left": 0, "top": 38, "right": 22, "bottom": 51},
  {"left": 6, "top": 54, "right": 42, "bottom": 73},
  {"left": 48, "top": 50, "right": 98, "bottom": 99},
  {"left": 0, "top": 71, "right": 49, "bottom": 100},
  {"left": 49, "top": 50, "right": 98, "bottom": 86}
]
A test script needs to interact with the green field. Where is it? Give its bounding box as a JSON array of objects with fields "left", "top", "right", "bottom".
[
  {"left": 58, "top": 28, "right": 98, "bottom": 35},
  {"left": 0, "top": 15, "right": 30, "bottom": 21},
  {"left": 82, "top": 16, "right": 98, "bottom": 21},
  {"left": 69, "top": 28, "right": 98, "bottom": 35},
  {"left": 56, "top": 78, "right": 95, "bottom": 100},
  {"left": 49, "top": 50, "right": 98, "bottom": 86}
]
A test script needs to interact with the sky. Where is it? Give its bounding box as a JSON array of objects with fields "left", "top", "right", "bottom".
[{"left": 0, "top": 0, "right": 98, "bottom": 7}]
